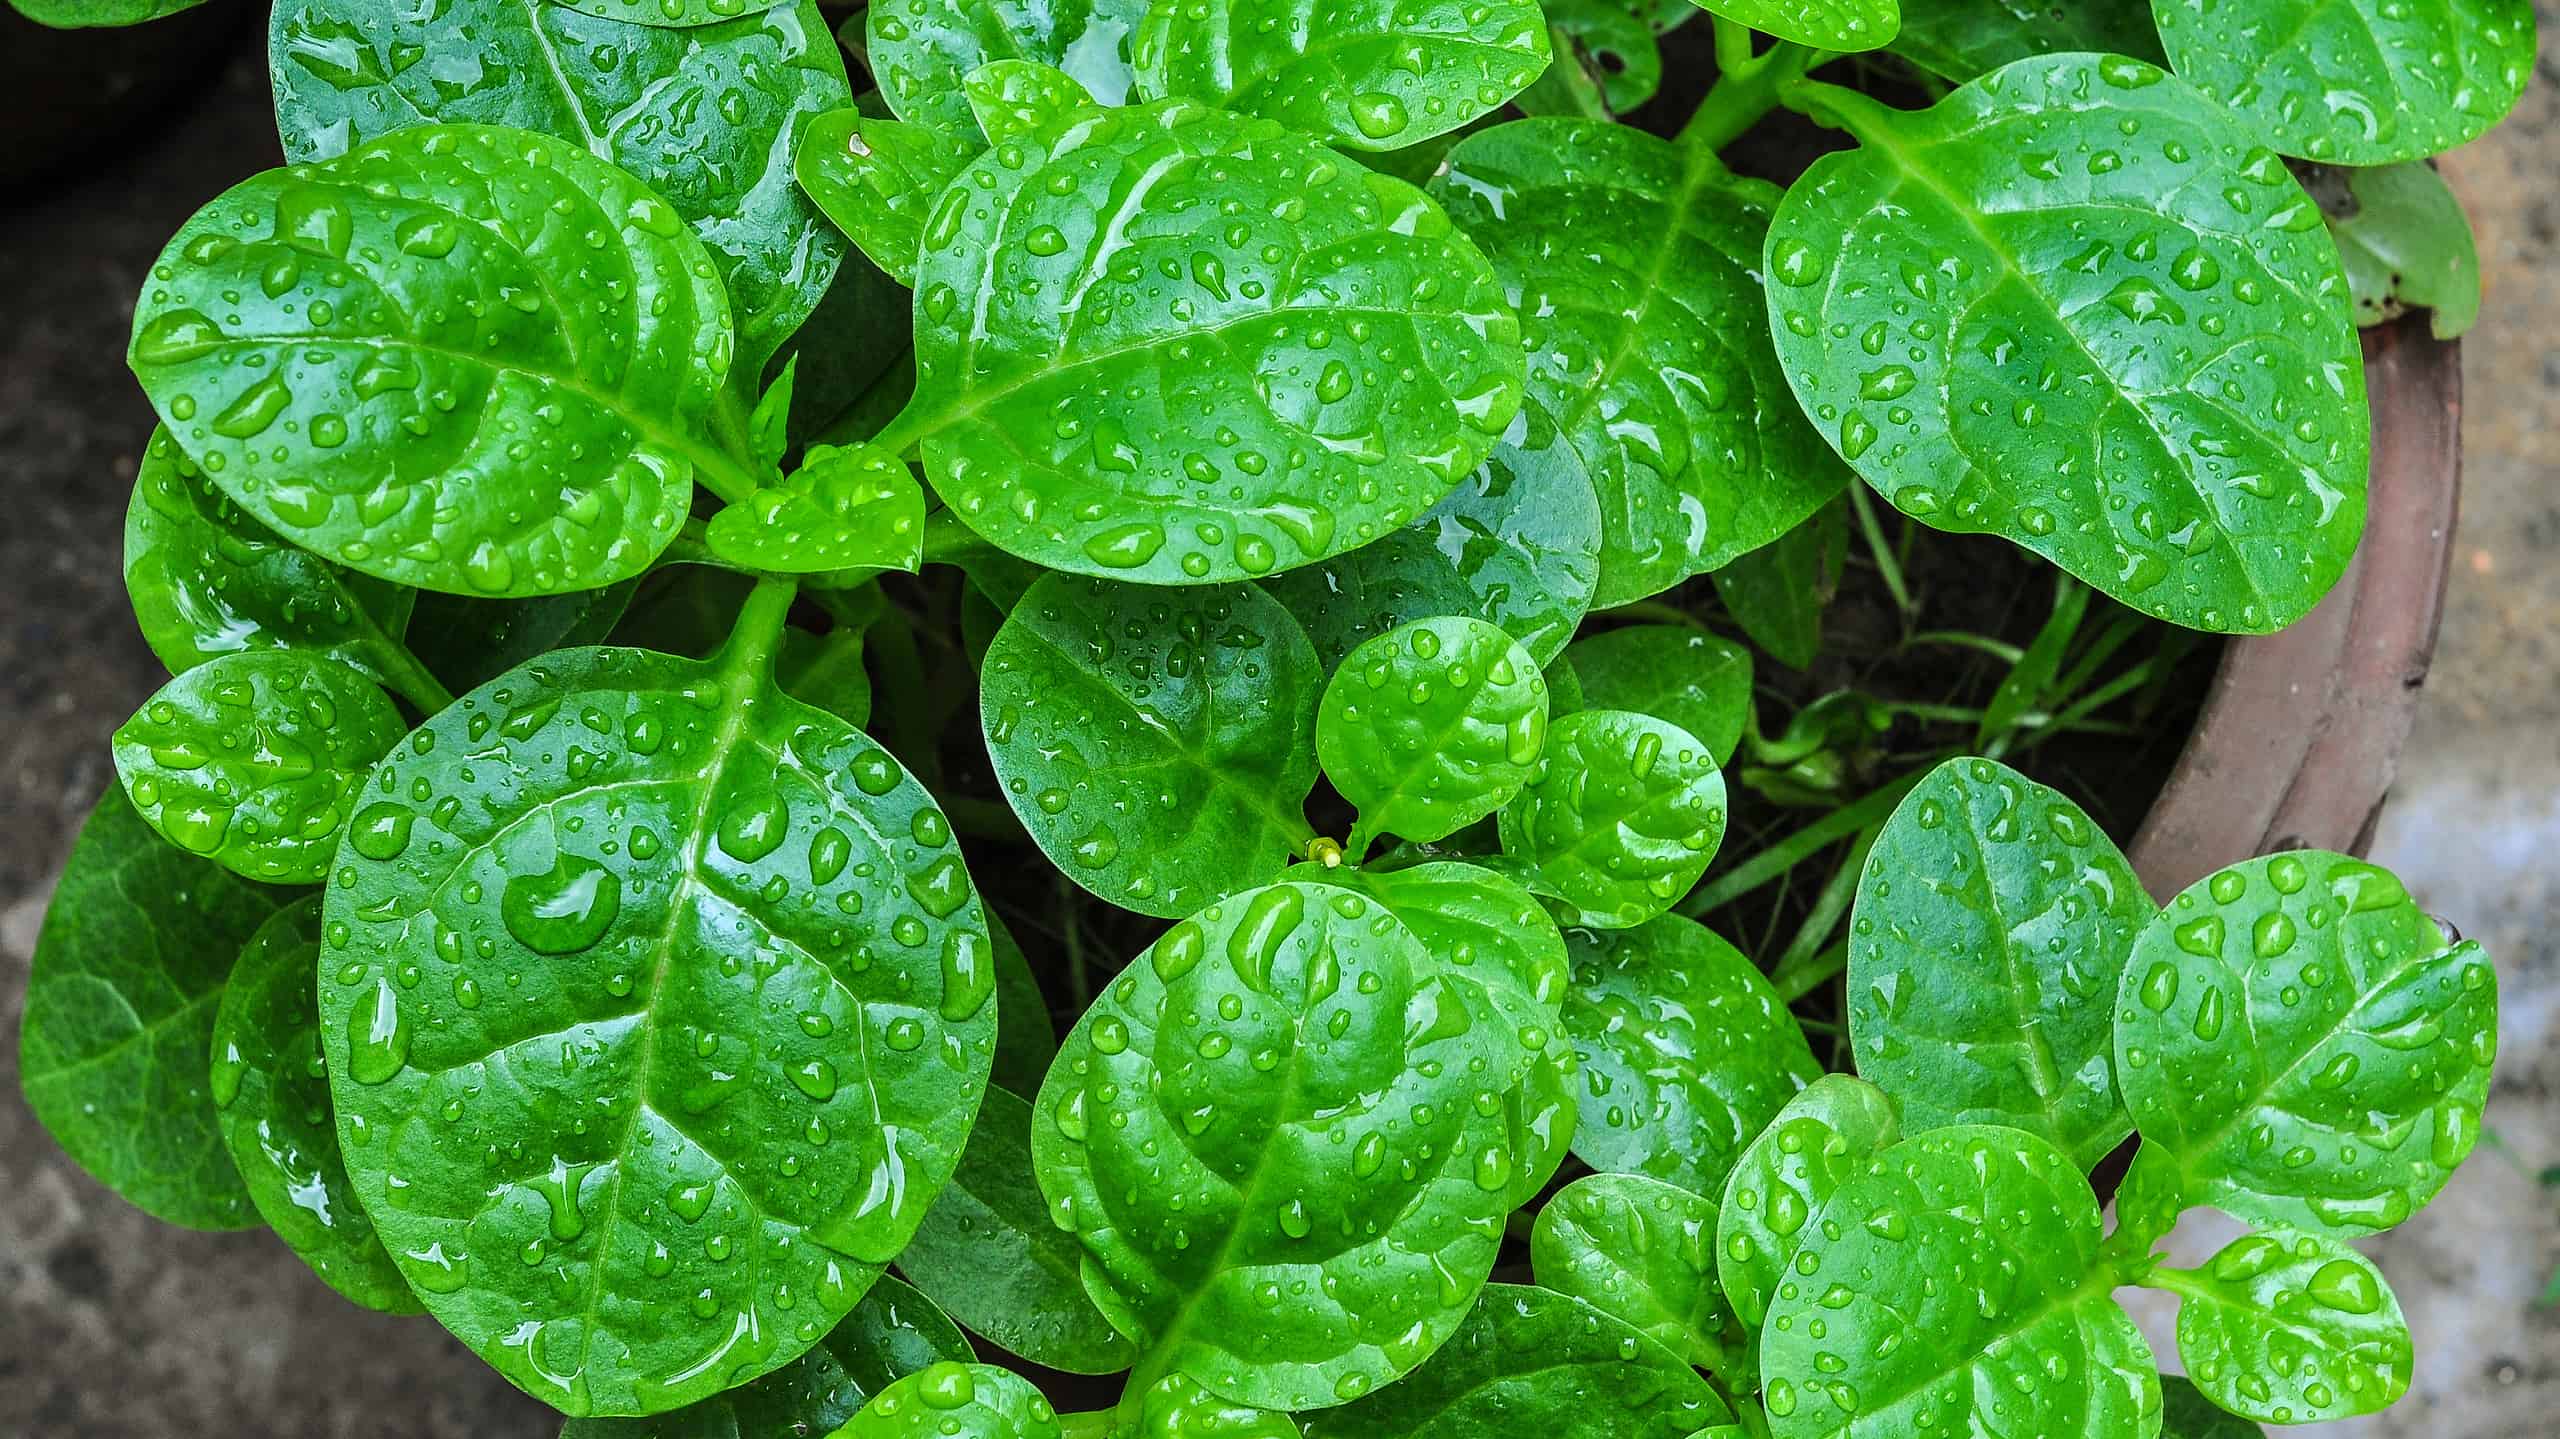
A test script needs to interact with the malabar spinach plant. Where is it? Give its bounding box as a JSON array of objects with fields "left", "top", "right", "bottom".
[{"left": 15, "top": 0, "right": 2528, "bottom": 1432}]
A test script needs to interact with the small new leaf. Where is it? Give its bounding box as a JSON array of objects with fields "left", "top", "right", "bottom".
[
  {"left": 1531, "top": 1173, "right": 1737, "bottom": 1375},
  {"left": 706, "top": 443, "right": 926, "bottom": 577},
  {"left": 1319, "top": 617, "right": 1550, "bottom": 848},
  {"left": 1717, "top": 1073, "right": 1900, "bottom": 1331},
  {"left": 2162, "top": 1229, "right": 2411, "bottom": 1424},
  {"left": 1499, "top": 709, "right": 1727, "bottom": 929}
]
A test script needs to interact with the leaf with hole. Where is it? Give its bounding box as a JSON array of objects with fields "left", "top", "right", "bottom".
[
  {"left": 707, "top": 443, "right": 926, "bottom": 577},
  {"left": 1531, "top": 1173, "right": 1735, "bottom": 1374},
  {"left": 1563, "top": 625, "right": 1752, "bottom": 767},
  {"left": 1499, "top": 709, "right": 1727, "bottom": 929},
  {"left": 1319, "top": 617, "right": 1550, "bottom": 849},
  {"left": 1715, "top": 1073, "right": 1900, "bottom": 1332},
  {"left": 2158, "top": 1229, "right": 2410, "bottom": 1425}
]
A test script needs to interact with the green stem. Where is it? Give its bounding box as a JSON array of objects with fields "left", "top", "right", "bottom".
[
  {"left": 1846, "top": 485, "right": 1915, "bottom": 619},
  {"left": 367, "top": 637, "right": 458, "bottom": 715},
  {"left": 720, "top": 574, "right": 799, "bottom": 676},
  {"left": 1679, "top": 32, "right": 1828, "bottom": 154},
  {"left": 1775, "top": 74, "right": 1906, "bottom": 146}
]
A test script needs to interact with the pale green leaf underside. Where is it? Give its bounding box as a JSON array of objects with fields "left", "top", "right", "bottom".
[{"left": 2313, "top": 161, "right": 2482, "bottom": 338}]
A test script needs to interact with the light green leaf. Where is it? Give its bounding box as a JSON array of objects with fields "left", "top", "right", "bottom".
[
  {"left": 1125, "top": 1375, "right": 1301, "bottom": 1438},
  {"left": 1563, "top": 626, "right": 1752, "bottom": 767},
  {"left": 1716, "top": 1073, "right": 1900, "bottom": 1332},
  {"left": 2158, "top": 1229, "right": 2410, "bottom": 1424},
  {"left": 1688, "top": 0, "right": 1896, "bottom": 48},
  {"left": 1763, "top": 54, "right": 2369, "bottom": 633},
  {"left": 1531, "top": 1173, "right": 1735, "bottom": 1374},
  {"left": 1320, "top": 617, "right": 1550, "bottom": 848},
  {"left": 796, "top": 110, "right": 975, "bottom": 289},
  {"left": 8, "top": 0, "right": 202, "bottom": 28},
  {"left": 1562, "top": 914, "right": 1818, "bottom": 1196},
  {"left": 965, "top": 58, "right": 1097, "bottom": 145},
  {"left": 899, "top": 100, "right": 1521, "bottom": 586},
  {"left": 549, "top": 0, "right": 791, "bottom": 30},
  {"left": 839, "top": 1363, "right": 1062, "bottom": 1438},
  {"left": 980, "top": 574, "right": 1321, "bottom": 918},
  {"left": 1499, "top": 709, "right": 1727, "bottom": 929},
  {"left": 114, "top": 650, "right": 407, "bottom": 885},
  {"left": 2311, "top": 161, "right": 2483, "bottom": 339},
  {"left": 1435, "top": 119, "right": 1851, "bottom": 606},
  {"left": 2152, "top": 0, "right": 2536, "bottom": 164},
  {"left": 866, "top": 0, "right": 1146, "bottom": 145},
  {"left": 2114, "top": 852, "right": 2497, "bottom": 1237},
  {"left": 1891, "top": 0, "right": 2163, "bottom": 82},
  {"left": 748, "top": 358, "right": 798, "bottom": 475},
  {"left": 133, "top": 124, "right": 744, "bottom": 596},
  {"left": 706, "top": 443, "right": 926, "bottom": 577},
  {"left": 1130, "top": 0, "right": 1550, "bottom": 150}
]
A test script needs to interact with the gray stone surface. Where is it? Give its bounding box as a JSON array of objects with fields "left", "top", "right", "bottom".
[{"left": 2, "top": 18, "right": 2554, "bottom": 1439}]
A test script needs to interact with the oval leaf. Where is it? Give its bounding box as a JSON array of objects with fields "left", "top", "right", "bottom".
[
  {"left": 1693, "top": 0, "right": 1897, "bottom": 47},
  {"left": 966, "top": 58, "right": 1099, "bottom": 146},
  {"left": 795, "top": 110, "right": 975, "bottom": 290},
  {"left": 900, "top": 100, "right": 1522, "bottom": 585},
  {"left": 981, "top": 574, "right": 1321, "bottom": 918},
  {"left": 867, "top": 0, "right": 1145, "bottom": 145},
  {"left": 2162, "top": 1229, "right": 2410, "bottom": 1424},
  {"left": 1531, "top": 1173, "right": 1736, "bottom": 1374},
  {"left": 1563, "top": 625, "right": 1752, "bottom": 767},
  {"left": 1320, "top": 617, "right": 1550, "bottom": 848},
  {"left": 707, "top": 443, "right": 926, "bottom": 576},
  {"left": 2114, "top": 852, "right": 2496, "bottom": 1237},
  {"left": 319, "top": 630, "right": 997, "bottom": 1415},
  {"left": 842, "top": 1363, "right": 1062, "bottom": 1438},
  {"left": 1891, "top": 0, "right": 2165, "bottom": 82},
  {"left": 1499, "top": 709, "right": 1727, "bottom": 929},
  {"left": 1716, "top": 1073, "right": 1900, "bottom": 1331},
  {"left": 114, "top": 650, "right": 406, "bottom": 885},
  {"left": 1435, "top": 118, "right": 1851, "bottom": 606}
]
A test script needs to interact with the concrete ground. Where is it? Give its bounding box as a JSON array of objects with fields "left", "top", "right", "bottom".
[{"left": 1, "top": 17, "right": 2552, "bottom": 1439}]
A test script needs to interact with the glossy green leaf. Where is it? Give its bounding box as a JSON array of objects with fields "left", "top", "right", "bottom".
[
  {"left": 210, "top": 898, "right": 419, "bottom": 1313},
  {"left": 1527, "top": 2, "right": 1662, "bottom": 113},
  {"left": 270, "top": 0, "right": 852, "bottom": 383},
  {"left": 896, "top": 1086, "right": 1140, "bottom": 1374},
  {"left": 898, "top": 100, "right": 1522, "bottom": 586},
  {"left": 1031, "top": 880, "right": 1527, "bottom": 1410},
  {"left": 980, "top": 574, "right": 1321, "bottom": 918},
  {"left": 1130, "top": 0, "right": 1550, "bottom": 150},
  {"left": 1498, "top": 709, "right": 1727, "bottom": 929},
  {"left": 1262, "top": 400, "right": 1602, "bottom": 671},
  {"left": 748, "top": 358, "right": 798, "bottom": 476},
  {"left": 549, "top": 0, "right": 790, "bottom": 29},
  {"left": 1435, "top": 119, "right": 1851, "bottom": 606},
  {"left": 1320, "top": 617, "right": 1550, "bottom": 848},
  {"left": 2159, "top": 1229, "right": 2410, "bottom": 1424},
  {"left": 1891, "top": 0, "right": 2164, "bottom": 82},
  {"left": 20, "top": 790, "right": 287, "bottom": 1230},
  {"left": 2113, "top": 852, "right": 2497, "bottom": 1237},
  {"left": 560, "top": 1276, "right": 972, "bottom": 1439},
  {"left": 1688, "top": 0, "right": 1897, "bottom": 49},
  {"left": 1561, "top": 913, "right": 1818, "bottom": 1196},
  {"left": 2312, "top": 161, "right": 2483, "bottom": 339},
  {"left": 865, "top": 0, "right": 1145, "bottom": 145},
  {"left": 983, "top": 912, "right": 1057, "bottom": 1096},
  {"left": 2108, "top": 1140, "right": 2191, "bottom": 1266},
  {"left": 8, "top": 0, "right": 204, "bottom": 25},
  {"left": 965, "top": 58, "right": 1098, "bottom": 145},
  {"left": 407, "top": 582, "right": 643, "bottom": 696},
  {"left": 1716, "top": 1073, "right": 1900, "bottom": 1331},
  {"left": 1849, "top": 756, "right": 2152, "bottom": 1168},
  {"left": 2159, "top": 1374, "right": 2266, "bottom": 1439},
  {"left": 133, "top": 124, "right": 743, "bottom": 596},
  {"left": 1563, "top": 626, "right": 1752, "bottom": 767},
  {"left": 1298, "top": 1285, "right": 1732, "bottom": 1439},
  {"left": 1711, "top": 500, "right": 1842, "bottom": 671},
  {"left": 707, "top": 444, "right": 926, "bottom": 576},
  {"left": 1763, "top": 54, "right": 2369, "bottom": 633},
  {"left": 113, "top": 651, "right": 407, "bottom": 885},
  {"left": 1126, "top": 1375, "right": 1302, "bottom": 1438},
  {"left": 1531, "top": 1173, "right": 1735, "bottom": 1373},
  {"left": 318, "top": 611, "right": 997, "bottom": 1415},
  {"left": 796, "top": 110, "right": 975, "bottom": 290},
  {"left": 124, "top": 425, "right": 417, "bottom": 685},
  {"left": 2152, "top": 0, "right": 2536, "bottom": 164},
  {"left": 1760, "top": 1127, "right": 2159, "bottom": 1438},
  {"left": 838, "top": 1363, "right": 1062, "bottom": 1438}
]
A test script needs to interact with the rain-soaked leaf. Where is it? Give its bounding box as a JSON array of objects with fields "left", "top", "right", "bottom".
[
  {"left": 1499, "top": 709, "right": 1727, "bottom": 929},
  {"left": 965, "top": 57, "right": 1100, "bottom": 145},
  {"left": 1891, "top": 0, "right": 2164, "bottom": 82},
  {"left": 2310, "top": 161, "right": 2483, "bottom": 339},
  {"left": 1562, "top": 625, "right": 1752, "bottom": 767},
  {"left": 795, "top": 110, "right": 975, "bottom": 289},
  {"left": 706, "top": 443, "right": 926, "bottom": 577},
  {"left": 1531, "top": 1172, "right": 1736, "bottom": 1374},
  {"left": 866, "top": 0, "right": 1147, "bottom": 145},
  {"left": 840, "top": 1362, "right": 1063, "bottom": 1438},
  {"left": 1318, "top": 617, "right": 1551, "bottom": 849},
  {"left": 549, "top": 0, "right": 792, "bottom": 32},
  {"left": 2157, "top": 1229, "right": 2410, "bottom": 1425},
  {"left": 1763, "top": 54, "right": 2368, "bottom": 633},
  {"left": 1716, "top": 1074, "right": 1901, "bottom": 1331},
  {"left": 1686, "top": 0, "right": 1898, "bottom": 50}
]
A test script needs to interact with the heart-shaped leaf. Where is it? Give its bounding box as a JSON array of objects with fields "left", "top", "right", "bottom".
[
  {"left": 1499, "top": 709, "right": 1727, "bottom": 929},
  {"left": 1130, "top": 0, "right": 1550, "bottom": 150},
  {"left": 1435, "top": 119, "right": 1850, "bottom": 606},
  {"left": 1563, "top": 625, "right": 1752, "bottom": 767},
  {"left": 2156, "top": 1229, "right": 2410, "bottom": 1425},
  {"left": 1849, "top": 756, "right": 2153, "bottom": 1168},
  {"left": 1763, "top": 54, "right": 2368, "bottom": 633},
  {"left": 2152, "top": 0, "right": 2536, "bottom": 164},
  {"left": 1716, "top": 1073, "right": 1900, "bottom": 1331},
  {"left": 841, "top": 1363, "right": 1062, "bottom": 1438},
  {"left": 114, "top": 650, "right": 407, "bottom": 885},
  {"left": 707, "top": 443, "right": 926, "bottom": 577},
  {"left": 1891, "top": 0, "right": 2163, "bottom": 81},
  {"left": 795, "top": 110, "right": 975, "bottom": 289},
  {"left": 269, "top": 0, "right": 852, "bottom": 383},
  {"left": 1531, "top": 1173, "right": 1736, "bottom": 1374},
  {"left": 1319, "top": 617, "right": 1550, "bottom": 849},
  {"left": 896, "top": 100, "right": 1522, "bottom": 585},
  {"left": 133, "top": 124, "right": 745, "bottom": 596},
  {"left": 980, "top": 574, "right": 1321, "bottom": 918},
  {"left": 1688, "top": 0, "right": 1897, "bottom": 49},
  {"left": 318, "top": 592, "right": 997, "bottom": 1415},
  {"left": 2114, "top": 852, "right": 2496, "bottom": 1237},
  {"left": 866, "top": 0, "right": 1146, "bottom": 145}
]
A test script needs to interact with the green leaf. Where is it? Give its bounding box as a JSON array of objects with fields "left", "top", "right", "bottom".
[
  {"left": 981, "top": 574, "right": 1321, "bottom": 918},
  {"left": 270, "top": 0, "right": 853, "bottom": 383},
  {"left": 2311, "top": 161, "right": 2483, "bottom": 339},
  {"left": 124, "top": 424, "right": 417, "bottom": 684},
  {"left": 1563, "top": 626, "right": 1752, "bottom": 767},
  {"left": 1527, "top": 3, "right": 1663, "bottom": 113},
  {"left": 1848, "top": 756, "right": 2152, "bottom": 1168},
  {"left": 406, "top": 582, "right": 643, "bottom": 696},
  {"left": 1531, "top": 1173, "right": 1735, "bottom": 1374},
  {"left": 317, "top": 612, "right": 998, "bottom": 1416},
  {"left": 1761, "top": 1127, "right": 2159, "bottom": 1438},
  {"left": 1319, "top": 617, "right": 1550, "bottom": 849},
  {"left": 1763, "top": 54, "right": 2370, "bottom": 633},
  {"left": 1561, "top": 913, "right": 1819, "bottom": 1196},
  {"left": 2152, "top": 0, "right": 2536, "bottom": 164},
  {"left": 899, "top": 100, "right": 1522, "bottom": 585},
  {"left": 1716, "top": 1073, "right": 1900, "bottom": 1331},
  {"left": 796, "top": 111, "right": 975, "bottom": 289},
  {"left": 560, "top": 1275, "right": 973, "bottom": 1439},
  {"left": 1031, "top": 880, "right": 1529, "bottom": 1410},
  {"left": 1126, "top": 1375, "right": 1302, "bottom": 1438},
  {"left": 749, "top": 358, "right": 799, "bottom": 476},
  {"left": 1687, "top": 0, "right": 1897, "bottom": 49},
  {"left": 133, "top": 124, "right": 744, "bottom": 596},
  {"left": 1711, "top": 500, "right": 1842, "bottom": 671},
  {"left": 896, "top": 1086, "right": 1140, "bottom": 1374},
  {"left": 210, "top": 897, "right": 419, "bottom": 1313},
  {"left": 1129, "top": 0, "right": 1550, "bottom": 150},
  {"left": 2113, "top": 852, "right": 2497, "bottom": 1237},
  {"left": 1262, "top": 399, "right": 1602, "bottom": 671},
  {"left": 1435, "top": 119, "right": 1851, "bottom": 606},
  {"left": 113, "top": 651, "right": 407, "bottom": 885},
  {"left": 778, "top": 625, "right": 875, "bottom": 727},
  {"left": 985, "top": 911, "right": 1058, "bottom": 1096},
  {"left": 8, "top": 0, "right": 203, "bottom": 25},
  {"left": 839, "top": 1363, "right": 1063, "bottom": 1438},
  {"left": 2159, "top": 1229, "right": 2410, "bottom": 1424},
  {"left": 548, "top": 0, "right": 791, "bottom": 29},
  {"left": 1499, "top": 709, "right": 1727, "bottom": 929},
  {"left": 1297, "top": 1285, "right": 1732, "bottom": 1438},
  {"left": 1891, "top": 0, "right": 2164, "bottom": 82},
  {"left": 707, "top": 443, "right": 926, "bottom": 577},
  {"left": 20, "top": 790, "right": 286, "bottom": 1230},
  {"left": 866, "top": 0, "right": 1145, "bottom": 145},
  {"left": 2159, "top": 1373, "right": 2267, "bottom": 1439},
  {"left": 2108, "top": 1140, "right": 2191, "bottom": 1265},
  {"left": 965, "top": 58, "right": 1099, "bottom": 145}
]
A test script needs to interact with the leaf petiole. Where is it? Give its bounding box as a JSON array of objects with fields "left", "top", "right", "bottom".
[
  {"left": 1679, "top": 28, "right": 1830, "bottom": 154},
  {"left": 1775, "top": 73, "right": 1908, "bottom": 148}
]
